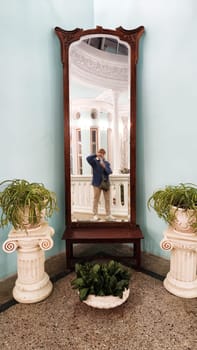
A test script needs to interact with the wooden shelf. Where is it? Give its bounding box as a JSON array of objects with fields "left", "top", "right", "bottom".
[{"left": 63, "top": 225, "right": 144, "bottom": 269}]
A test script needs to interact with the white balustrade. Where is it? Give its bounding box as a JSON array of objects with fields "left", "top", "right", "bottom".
[{"left": 71, "top": 174, "right": 129, "bottom": 217}]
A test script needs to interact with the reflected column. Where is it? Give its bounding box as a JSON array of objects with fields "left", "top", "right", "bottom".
[
  {"left": 121, "top": 116, "right": 129, "bottom": 170},
  {"left": 112, "top": 90, "right": 120, "bottom": 174}
]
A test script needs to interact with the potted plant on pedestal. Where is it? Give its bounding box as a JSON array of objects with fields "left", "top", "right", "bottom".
[
  {"left": 148, "top": 183, "right": 197, "bottom": 298},
  {"left": 0, "top": 179, "right": 58, "bottom": 303},
  {"left": 147, "top": 183, "right": 197, "bottom": 233},
  {"left": 71, "top": 260, "right": 131, "bottom": 309},
  {"left": 0, "top": 179, "right": 58, "bottom": 230}
]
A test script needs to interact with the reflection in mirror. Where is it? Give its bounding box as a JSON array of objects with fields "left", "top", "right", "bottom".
[{"left": 69, "top": 36, "right": 130, "bottom": 223}]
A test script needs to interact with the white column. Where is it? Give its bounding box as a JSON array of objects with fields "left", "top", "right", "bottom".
[
  {"left": 2, "top": 223, "right": 54, "bottom": 304},
  {"left": 112, "top": 90, "right": 120, "bottom": 174},
  {"left": 120, "top": 116, "right": 129, "bottom": 170},
  {"left": 160, "top": 226, "right": 197, "bottom": 298}
]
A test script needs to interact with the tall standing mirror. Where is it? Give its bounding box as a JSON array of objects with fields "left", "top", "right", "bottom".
[
  {"left": 55, "top": 26, "right": 144, "bottom": 268},
  {"left": 70, "top": 36, "right": 130, "bottom": 223}
]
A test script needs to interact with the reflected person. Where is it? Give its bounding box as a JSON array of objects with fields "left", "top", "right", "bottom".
[{"left": 86, "top": 148, "right": 115, "bottom": 221}]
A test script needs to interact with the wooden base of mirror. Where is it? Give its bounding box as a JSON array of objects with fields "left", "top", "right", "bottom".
[{"left": 63, "top": 225, "right": 143, "bottom": 269}]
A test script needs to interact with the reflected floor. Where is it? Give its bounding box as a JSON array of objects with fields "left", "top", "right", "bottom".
[{"left": 72, "top": 212, "right": 129, "bottom": 222}]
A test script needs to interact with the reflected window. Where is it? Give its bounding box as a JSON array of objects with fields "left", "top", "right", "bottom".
[
  {"left": 90, "top": 108, "right": 98, "bottom": 119},
  {"left": 90, "top": 128, "right": 98, "bottom": 154},
  {"left": 76, "top": 128, "right": 83, "bottom": 174},
  {"left": 84, "top": 37, "right": 128, "bottom": 56}
]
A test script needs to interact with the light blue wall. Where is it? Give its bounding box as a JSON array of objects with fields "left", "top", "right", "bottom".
[
  {"left": 0, "top": 0, "right": 94, "bottom": 279},
  {"left": 1, "top": 0, "right": 197, "bottom": 279},
  {"left": 94, "top": 0, "right": 197, "bottom": 258}
]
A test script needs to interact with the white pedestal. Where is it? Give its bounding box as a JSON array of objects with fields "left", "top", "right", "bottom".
[
  {"left": 2, "top": 223, "right": 54, "bottom": 303},
  {"left": 160, "top": 227, "right": 197, "bottom": 298}
]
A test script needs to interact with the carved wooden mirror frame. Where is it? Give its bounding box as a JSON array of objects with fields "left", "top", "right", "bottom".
[{"left": 55, "top": 25, "right": 144, "bottom": 269}]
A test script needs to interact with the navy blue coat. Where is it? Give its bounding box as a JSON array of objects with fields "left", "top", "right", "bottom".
[{"left": 86, "top": 154, "right": 112, "bottom": 187}]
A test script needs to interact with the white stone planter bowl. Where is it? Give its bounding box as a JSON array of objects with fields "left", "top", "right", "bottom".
[
  {"left": 82, "top": 288, "right": 130, "bottom": 309},
  {"left": 171, "top": 206, "right": 197, "bottom": 234}
]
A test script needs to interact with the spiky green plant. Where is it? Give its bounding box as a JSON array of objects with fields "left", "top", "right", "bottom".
[
  {"left": 71, "top": 260, "right": 131, "bottom": 301},
  {"left": 0, "top": 179, "right": 58, "bottom": 230},
  {"left": 147, "top": 183, "right": 197, "bottom": 229}
]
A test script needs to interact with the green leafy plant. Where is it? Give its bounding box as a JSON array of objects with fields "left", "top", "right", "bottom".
[
  {"left": 0, "top": 179, "right": 58, "bottom": 230},
  {"left": 71, "top": 260, "right": 131, "bottom": 301},
  {"left": 147, "top": 183, "right": 197, "bottom": 229}
]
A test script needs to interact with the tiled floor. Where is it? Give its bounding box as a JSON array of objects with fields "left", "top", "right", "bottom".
[{"left": 0, "top": 268, "right": 196, "bottom": 350}]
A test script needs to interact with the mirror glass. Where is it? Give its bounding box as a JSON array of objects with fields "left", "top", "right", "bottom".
[{"left": 69, "top": 35, "right": 130, "bottom": 223}]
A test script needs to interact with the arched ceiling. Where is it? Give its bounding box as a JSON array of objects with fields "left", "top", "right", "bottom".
[{"left": 70, "top": 40, "right": 129, "bottom": 91}]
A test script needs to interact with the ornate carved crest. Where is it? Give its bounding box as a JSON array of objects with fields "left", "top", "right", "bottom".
[{"left": 55, "top": 26, "right": 144, "bottom": 64}]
